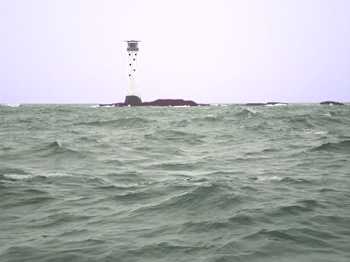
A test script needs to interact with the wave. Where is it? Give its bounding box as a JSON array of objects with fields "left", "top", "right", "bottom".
[
  {"left": 191, "top": 115, "right": 224, "bottom": 123},
  {"left": 270, "top": 199, "right": 324, "bottom": 216},
  {"left": 288, "top": 115, "right": 315, "bottom": 128},
  {"left": 250, "top": 176, "right": 314, "bottom": 185},
  {"left": 111, "top": 242, "right": 210, "bottom": 259},
  {"left": 0, "top": 167, "right": 29, "bottom": 175},
  {"left": 38, "top": 141, "right": 64, "bottom": 151},
  {"left": 2, "top": 174, "right": 33, "bottom": 180},
  {"left": 254, "top": 176, "right": 283, "bottom": 182},
  {"left": 311, "top": 140, "right": 350, "bottom": 153},
  {"left": 277, "top": 204, "right": 312, "bottom": 215},
  {"left": 1, "top": 245, "right": 101, "bottom": 262},
  {"left": 280, "top": 177, "right": 313, "bottom": 184},
  {"left": 111, "top": 189, "right": 160, "bottom": 203},
  {"left": 228, "top": 213, "right": 255, "bottom": 225},
  {"left": 1, "top": 187, "right": 54, "bottom": 208},
  {"left": 147, "top": 162, "right": 199, "bottom": 171},
  {"left": 32, "top": 141, "right": 85, "bottom": 159},
  {"left": 76, "top": 117, "right": 153, "bottom": 128},
  {"left": 10, "top": 196, "right": 55, "bottom": 207},
  {"left": 169, "top": 119, "right": 189, "bottom": 127},
  {"left": 235, "top": 108, "right": 258, "bottom": 118},
  {"left": 179, "top": 220, "right": 230, "bottom": 233},
  {"left": 131, "top": 184, "right": 240, "bottom": 216},
  {"left": 2, "top": 172, "right": 72, "bottom": 181},
  {"left": 243, "top": 228, "right": 332, "bottom": 247},
  {"left": 311, "top": 215, "right": 350, "bottom": 227},
  {"left": 29, "top": 212, "right": 92, "bottom": 228},
  {"left": 145, "top": 129, "right": 205, "bottom": 145},
  {"left": 154, "top": 185, "right": 222, "bottom": 209}
]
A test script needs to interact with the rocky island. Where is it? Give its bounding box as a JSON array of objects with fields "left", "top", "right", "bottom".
[
  {"left": 99, "top": 95, "right": 208, "bottom": 107},
  {"left": 320, "top": 101, "right": 344, "bottom": 106}
]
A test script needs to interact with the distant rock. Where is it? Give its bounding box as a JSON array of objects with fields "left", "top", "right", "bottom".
[
  {"left": 142, "top": 99, "right": 199, "bottom": 107},
  {"left": 124, "top": 95, "right": 142, "bottom": 106},
  {"left": 320, "top": 101, "right": 344, "bottom": 106},
  {"left": 99, "top": 96, "right": 208, "bottom": 107},
  {"left": 244, "top": 103, "right": 266, "bottom": 106}
]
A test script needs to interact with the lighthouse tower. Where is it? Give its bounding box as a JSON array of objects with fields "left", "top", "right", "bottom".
[{"left": 124, "top": 40, "right": 142, "bottom": 106}]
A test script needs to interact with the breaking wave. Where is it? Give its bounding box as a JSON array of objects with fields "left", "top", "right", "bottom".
[{"left": 311, "top": 140, "right": 350, "bottom": 153}]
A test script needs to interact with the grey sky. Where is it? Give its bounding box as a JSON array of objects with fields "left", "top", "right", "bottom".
[{"left": 1, "top": 0, "right": 350, "bottom": 103}]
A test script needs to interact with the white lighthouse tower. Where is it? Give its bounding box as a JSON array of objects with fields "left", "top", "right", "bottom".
[{"left": 124, "top": 40, "right": 142, "bottom": 106}]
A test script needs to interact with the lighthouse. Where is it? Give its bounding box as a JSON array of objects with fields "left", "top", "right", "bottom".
[
  {"left": 124, "top": 40, "right": 142, "bottom": 106},
  {"left": 98, "top": 40, "right": 206, "bottom": 107}
]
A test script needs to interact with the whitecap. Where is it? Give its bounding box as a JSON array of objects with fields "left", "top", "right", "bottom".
[
  {"left": 246, "top": 108, "right": 257, "bottom": 114},
  {"left": 314, "top": 131, "right": 327, "bottom": 135},
  {"left": 3, "top": 174, "right": 32, "bottom": 180},
  {"left": 3, "top": 172, "right": 71, "bottom": 181},
  {"left": 0, "top": 104, "right": 21, "bottom": 107},
  {"left": 304, "top": 129, "right": 327, "bottom": 136},
  {"left": 265, "top": 103, "right": 287, "bottom": 107},
  {"left": 256, "top": 176, "right": 282, "bottom": 182},
  {"left": 38, "top": 172, "right": 72, "bottom": 178}
]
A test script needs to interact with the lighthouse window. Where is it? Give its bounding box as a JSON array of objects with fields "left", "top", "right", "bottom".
[
  {"left": 133, "top": 69, "right": 136, "bottom": 72},
  {"left": 133, "top": 58, "right": 136, "bottom": 61}
]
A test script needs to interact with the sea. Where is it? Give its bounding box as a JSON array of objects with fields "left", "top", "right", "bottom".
[{"left": 0, "top": 104, "right": 349, "bottom": 262}]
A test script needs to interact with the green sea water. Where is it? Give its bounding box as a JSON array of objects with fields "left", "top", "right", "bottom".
[{"left": 0, "top": 104, "right": 350, "bottom": 262}]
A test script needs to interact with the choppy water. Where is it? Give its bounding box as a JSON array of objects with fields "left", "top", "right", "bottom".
[{"left": 1, "top": 104, "right": 350, "bottom": 262}]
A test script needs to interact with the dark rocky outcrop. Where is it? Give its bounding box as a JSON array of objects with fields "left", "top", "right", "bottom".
[
  {"left": 244, "top": 103, "right": 266, "bottom": 106},
  {"left": 99, "top": 96, "right": 208, "bottom": 107},
  {"left": 320, "top": 101, "right": 344, "bottom": 106},
  {"left": 142, "top": 99, "right": 199, "bottom": 106},
  {"left": 124, "top": 95, "right": 142, "bottom": 106}
]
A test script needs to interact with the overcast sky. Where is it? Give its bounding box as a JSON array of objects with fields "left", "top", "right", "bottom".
[{"left": 1, "top": 0, "right": 349, "bottom": 103}]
